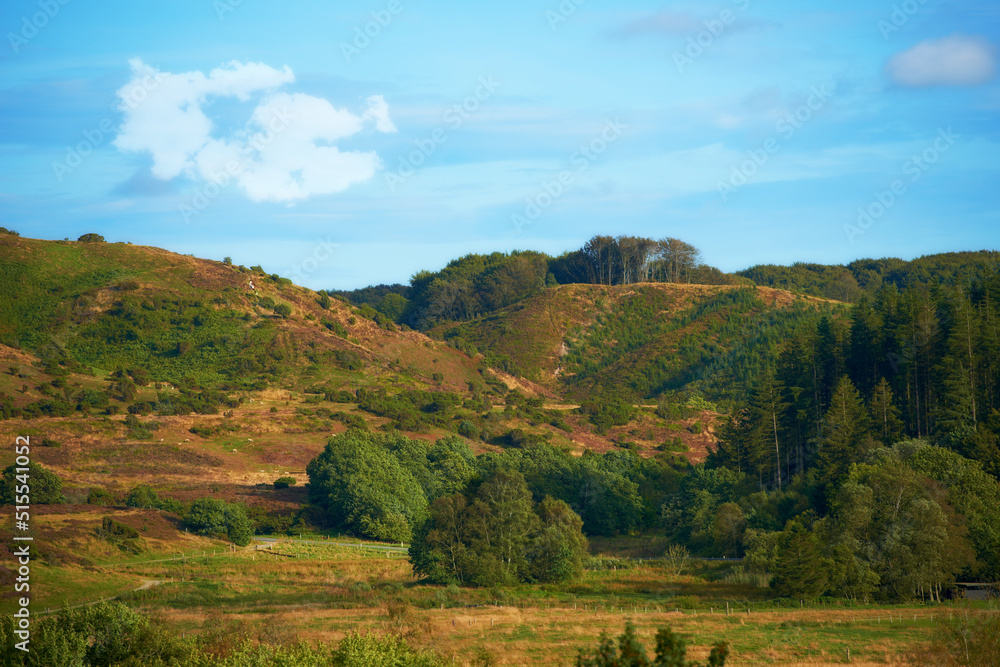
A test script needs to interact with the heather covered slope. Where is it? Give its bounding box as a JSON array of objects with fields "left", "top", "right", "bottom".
[
  {"left": 435, "top": 281, "right": 843, "bottom": 406},
  {"left": 0, "top": 234, "right": 485, "bottom": 392}
]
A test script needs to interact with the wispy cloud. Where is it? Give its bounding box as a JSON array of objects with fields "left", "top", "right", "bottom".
[{"left": 886, "top": 35, "right": 997, "bottom": 87}]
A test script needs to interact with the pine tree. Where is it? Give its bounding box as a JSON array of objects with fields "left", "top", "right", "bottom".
[
  {"left": 869, "top": 378, "right": 904, "bottom": 445},
  {"left": 746, "top": 366, "right": 790, "bottom": 490},
  {"left": 933, "top": 357, "right": 977, "bottom": 455},
  {"left": 849, "top": 294, "right": 879, "bottom": 399},
  {"left": 816, "top": 377, "right": 869, "bottom": 491},
  {"left": 943, "top": 291, "right": 979, "bottom": 425},
  {"left": 771, "top": 520, "right": 830, "bottom": 600}
]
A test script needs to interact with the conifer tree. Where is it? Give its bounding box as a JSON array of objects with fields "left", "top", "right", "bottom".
[
  {"left": 816, "top": 377, "right": 869, "bottom": 492},
  {"left": 869, "top": 378, "right": 904, "bottom": 445},
  {"left": 771, "top": 520, "right": 830, "bottom": 600}
]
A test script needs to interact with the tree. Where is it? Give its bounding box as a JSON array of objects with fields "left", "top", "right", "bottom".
[
  {"left": 225, "top": 505, "right": 254, "bottom": 546},
  {"left": 869, "top": 378, "right": 904, "bottom": 445},
  {"left": 464, "top": 469, "right": 538, "bottom": 585},
  {"left": 816, "top": 376, "right": 870, "bottom": 495},
  {"left": 410, "top": 471, "right": 589, "bottom": 586},
  {"left": 307, "top": 431, "right": 428, "bottom": 542},
  {"left": 184, "top": 498, "right": 255, "bottom": 545},
  {"left": 0, "top": 462, "right": 64, "bottom": 505},
  {"left": 745, "top": 366, "right": 789, "bottom": 490},
  {"left": 125, "top": 485, "right": 159, "bottom": 509},
  {"left": 527, "top": 496, "right": 589, "bottom": 582},
  {"left": 185, "top": 498, "right": 229, "bottom": 536},
  {"left": 771, "top": 519, "right": 830, "bottom": 600},
  {"left": 829, "top": 451, "right": 976, "bottom": 601},
  {"left": 933, "top": 358, "right": 977, "bottom": 453},
  {"left": 712, "top": 502, "right": 746, "bottom": 558}
]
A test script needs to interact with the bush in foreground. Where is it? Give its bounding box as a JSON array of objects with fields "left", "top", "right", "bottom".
[
  {"left": 0, "top": 602, "right": 445, "bottom": 666},
  {"left": 576, "top": 621, "right": 729, "bottom": 667}
]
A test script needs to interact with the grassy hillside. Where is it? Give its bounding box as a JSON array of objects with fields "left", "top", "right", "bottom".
[
  {"left": 436, "top": 282, "right": 843, "bottom": 406},
  {"left": 0, "top": 234, "right": 484, "bottom": 392}
]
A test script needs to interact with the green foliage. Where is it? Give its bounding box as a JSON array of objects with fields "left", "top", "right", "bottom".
[
  {"left": 661, "top": 466, "right": 746, "bottom": 553},
  {"left": 405, "top": 251, "right": 550, "bottom": 328},
  {"left": 86, "top": 487, "right": 119, "bottom": 506},
  {"left": 331, "top": 284, "right": 411, "bottom": 321},
  {"left": 124, "top": 485, "right": 159, "bottom": 509},
  {"left": 559, "top": 286, "right": 828, "bottom": 405},
  {"left": 770, "top": 519, "right": 831, "bottom": 600},
  {"left": 273, "top": 302, "right": 292, "bottom": 318},
  {"left": 273, "top": 476, "right": 296, "bottom": 489},
  {"left": 307, "top": 431, "right": 428, "bottom": 542},
  {"left": 68, "top": 294, "right": 285, "bottom": 387},
  {"left": 527, "top": 496, "right": 589, "bottom": 582},
  {"left": 575, "top": 621, "right": 729, "bottom": 667},
  {"left": 96, "top": 516, "right": 142, "bottom": 553},
  {"left": 184, "top": 498, "right": 255, "bottom": 546},
  {"left": 580, "top": 396, "right": 636, "bottom": 434},
  {"left": 0, "top": 462, "right": 64, "bottom": 504},
  {"left": 410, "top": 470, "right": 589, "bottom": 586},
  {"left": 738, "top": 251, "right": 1000, "bottom": 302},
  {"left": 77, "top": 233, "right": 105, "bottom": 243},
  {"left": 0, "top": 603, "right": 445, "bottom": 667}
]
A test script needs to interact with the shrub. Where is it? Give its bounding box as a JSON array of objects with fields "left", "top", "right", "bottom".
[
  {"left": 125, "top": 485, "right": 160, "bottom": 509},
  {"left": 87, "top": 487, "right": 119, "bottom": 506},
  {"left": 457, "top": 420, "right": 479, "bottom": 439},
  {"left": 273, "top": 303, "right": 292, "bottom": 318},
  {"left": 184, "top": 498, "right": 255, "bottom": 546},
  {"left": 576, "top": 621, "right": 729, "bottom": 667},
  {"left": 97, "top": 516, "right": 143, "bottom": 553},
  {"left": 324, "top": 319, "right": 349, "bottom": 337},
  {"left": 273, "top": 476, "right": 296, "bottom": 489},
  {"left": 77, "top": 233, "right": 105, "bottom": 242}
]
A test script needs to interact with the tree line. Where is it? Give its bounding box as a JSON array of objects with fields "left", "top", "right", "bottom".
[{"left": 333, "top": 236, "right": 743, "bottom": 330}]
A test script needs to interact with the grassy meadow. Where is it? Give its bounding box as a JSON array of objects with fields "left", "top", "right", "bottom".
[{"left": 6, "top": 532, "right": 987, "bottom": 666}]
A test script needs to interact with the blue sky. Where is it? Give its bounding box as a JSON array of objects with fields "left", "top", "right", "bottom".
[{"left": 1, "top": 0, "right": 998, "bottom": 289}]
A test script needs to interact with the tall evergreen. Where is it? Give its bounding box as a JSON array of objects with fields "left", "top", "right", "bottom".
[
  {"left": 869, "top": 378, "right": 904, "bottom": 445},
  {"left": 816, "top": 377, "right": 869, "bottom": 493}
]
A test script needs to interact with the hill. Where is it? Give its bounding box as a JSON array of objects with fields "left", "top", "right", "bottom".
[
  {"left": 433, "top": 282, "right": 842, "bottom": 406},
  {"left": 0, "top": 234, "right": 484, "bottom": 393},
  {"left": 737, "top": 250, "right": 1000, "bottom": 302}
]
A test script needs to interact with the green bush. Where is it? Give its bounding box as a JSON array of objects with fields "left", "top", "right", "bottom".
[
  {"left": 576, "top": 621, "right": 729, "bottom": 667},
  {"left": 273, "top": 476, "right": 296, "bottom": 489},
  {"left": 184, "top": 498, "right": 255, "bottom": 546},
  {"left": 77, "top": 233, "right": 105, "bottom": 242},
  {"left": 87, "top": 487, "right": 119, "bottom": 506},
  {"left": 0, "top": 462, "right": 64, "bottom": 504}
]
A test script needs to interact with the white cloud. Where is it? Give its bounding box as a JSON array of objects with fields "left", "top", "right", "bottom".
[
  {"left": 887, "top": 35, "right": 997, "bottom": 87},
  {"left": 113, "top": 59, "right": 395, "bottom": 202}
]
